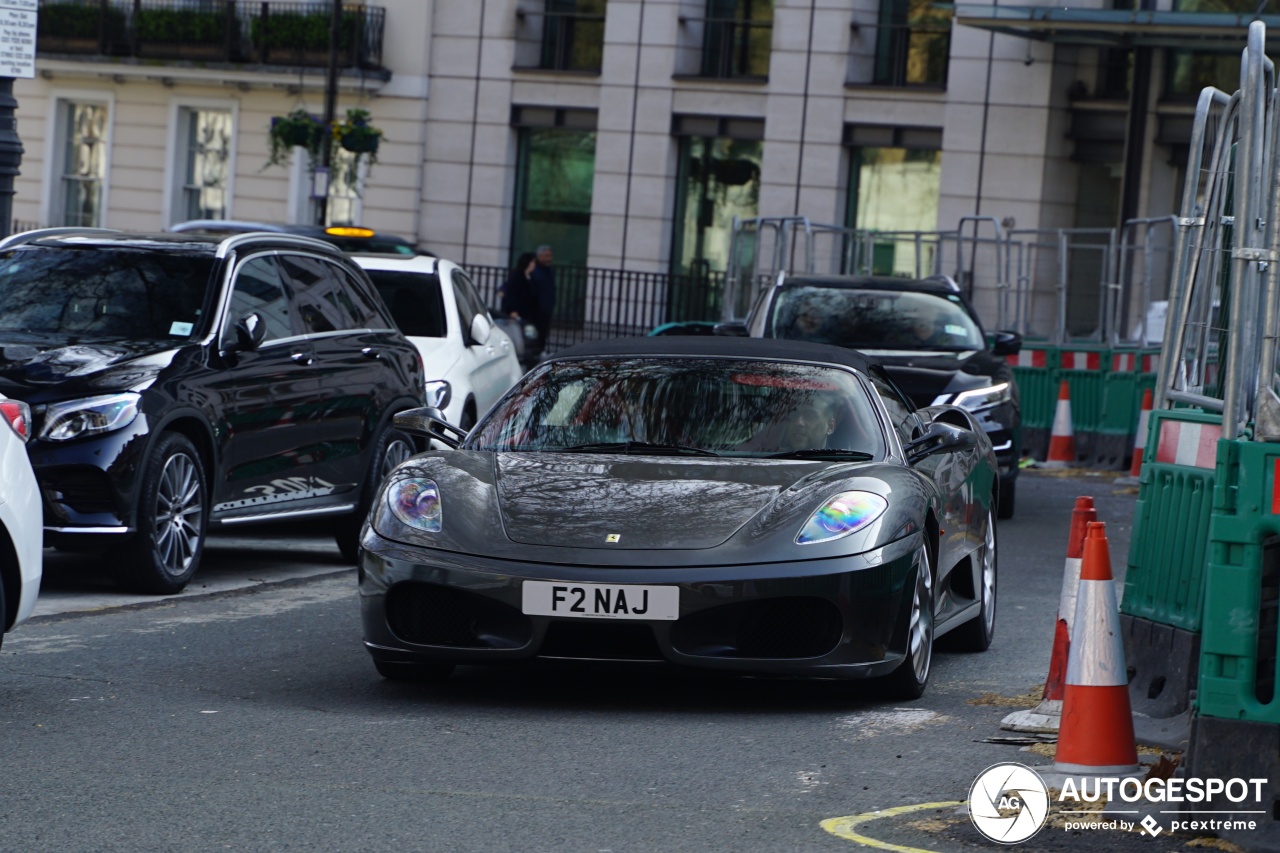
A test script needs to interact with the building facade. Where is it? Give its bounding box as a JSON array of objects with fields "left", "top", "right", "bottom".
[{"left": 15, "top": 0, "right": 1273, "bottom": 337}]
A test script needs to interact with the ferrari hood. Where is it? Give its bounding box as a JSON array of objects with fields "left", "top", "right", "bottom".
[{"left": 495, "top": 454, "right": 821, "bottom": 549}]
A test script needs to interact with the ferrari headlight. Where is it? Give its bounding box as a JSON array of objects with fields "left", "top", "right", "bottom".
[
  {"left": 384, "top": 478, "right": 442, "bottom": 533},
  {"left": 796, "top": 491, "right": 887, "bottom": 545},
  {"left": 39, "top": 392, "right": 140, "bottom": 442},
  {"left": 951, "top": 382, "right": 1011, "bottom": 413}
]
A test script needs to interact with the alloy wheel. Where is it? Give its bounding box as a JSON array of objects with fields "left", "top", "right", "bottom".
[
  {"left": 908, "top": 547, "right": 935, "bottom": 684},
  {"left": 154, "top": 452, "right": 203, "bottom": 578}
]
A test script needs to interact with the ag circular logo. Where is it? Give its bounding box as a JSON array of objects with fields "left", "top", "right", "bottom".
[{"left": 968, "top": 762, "right": 1051, "bottom": 844}]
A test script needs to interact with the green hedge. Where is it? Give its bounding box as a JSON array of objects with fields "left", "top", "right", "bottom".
[
  {"left": 134, "top": 9, "right": 227, "bottom": 43},
  {"left": 249, "top": 11, "right": 361, "bottom": 52},
  {"left": 38, "top": 2, "right": 126, "bottom": 40}
]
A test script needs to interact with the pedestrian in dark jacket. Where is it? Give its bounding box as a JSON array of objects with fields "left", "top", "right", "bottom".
[
  {"left": 529, "top": 244, "right": 556, "bottom": 351},
  {"left": 499, "top": 252, "right": 537, "bottom": 320}
]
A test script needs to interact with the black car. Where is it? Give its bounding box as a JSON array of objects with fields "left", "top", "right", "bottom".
[
  {"left": 359, "top": 336, "right": 998, "bottom": 698},
  {"left": 720, "top": 274, "right": 1021, "bottom": 518},
  {"left": 0, "top": 229, "right": 425, "bottom": 593}
]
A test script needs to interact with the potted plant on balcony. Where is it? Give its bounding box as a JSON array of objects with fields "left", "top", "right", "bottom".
[
  {"left": 331, "top": 108, "right": 383, "bottom": 187},
  {"left": 266, "top": 108, "right": 323, "bottom": 169}
]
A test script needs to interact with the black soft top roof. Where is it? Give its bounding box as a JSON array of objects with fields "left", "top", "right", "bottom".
[
  {"left": 779, "top": 274, "right": 960, "bottom": 295},
  {"left": 551, "top": 335, "right": 877, "bottom": 374}
]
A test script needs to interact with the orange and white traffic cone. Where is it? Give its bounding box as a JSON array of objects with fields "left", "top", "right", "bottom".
[
  {"left": 1052, "top": 521, "right": 1140, "bottom": 775},
  {"left": 1123, "top": 389, "right": 1153, "bottom": 480},
  {"left": 1001, "top": 496, "right": 1096, "bottom": 733},
  {"left": 1043, "top": 380, "right": 1076, "bottom": 467}
]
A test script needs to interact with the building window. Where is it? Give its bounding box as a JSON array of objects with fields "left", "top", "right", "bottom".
[
  {"left": 511, "top": 108, "right": 598, "bottom": 269},
  {"left": 56, "top": 101, "right": 107, "bottom": 227},
  {"left": 873, "top": 0, "right": 951, "bottom": 88},
  {"left": 542, "top": 0, "right": 606, "bottom": 72},
  {"left": 671, "top": 116, "right": 763, "bottom": 277},
  {"left": 175, "top": 107, "right": 232, "bottom": 223},
  {"left": 701, "top": 0, "right": 773, "bottom": 79},
  {"left": 845, "top": 125, "right": 942, "bottom": 276}
]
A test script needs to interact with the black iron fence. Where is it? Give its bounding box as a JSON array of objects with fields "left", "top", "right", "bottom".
[
  {"left": 37, "top": 0, "right": 386, "bottom": 71},
  {"left": 467, "top": 265, "right": 725, "bottom": 355}
]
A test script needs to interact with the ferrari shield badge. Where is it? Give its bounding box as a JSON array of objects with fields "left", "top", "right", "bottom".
[{"left": 606, "top": 533, "right": 621, "bottom": 543}]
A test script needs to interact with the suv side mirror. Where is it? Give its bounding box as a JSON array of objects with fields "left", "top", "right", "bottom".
[
  {"left": 234, "top": 312, "right": 267, "bottom": 351},
  {"left": 469, "top": 313, "right": 492, "bottom": 346},
  {"left": 990, "top": 330, "right": 1022, "bottom": 357},
  {"left": 714, "top": 321, "right": 749, "bottom": 337},
  {"left": 904, "top": 420, "right": 977, "bottom": 465}
]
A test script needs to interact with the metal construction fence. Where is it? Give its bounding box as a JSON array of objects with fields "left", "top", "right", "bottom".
[{"left": 1120, "top": 23, "right": 1280, "bottom": 777}]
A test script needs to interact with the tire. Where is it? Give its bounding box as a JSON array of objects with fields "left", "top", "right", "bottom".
[
  {"left": 997, "top": 477, "right": 1016, "bottom": 520},
  {"left": 334, "top": 425, "right": 414, "bottom": 563},
  {"left": 948, "top": 507, "right": 998, "bottom": 652},
  {"left": 879, "top": 544, "right": 935, "bottom": 700},
  {"left": 112, "top": 433, "right": 207, "bottom": 595},
  {"left": 374, "top": 659, "right": 455, "bottom": 683}
]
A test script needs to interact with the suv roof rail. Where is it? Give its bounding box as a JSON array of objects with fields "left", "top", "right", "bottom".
[
  {"left": 0, "top": 227, "right": 122, "bottom": 251},
  {"left": 214, "top": 231, "right": 347, "bottom": 260}
]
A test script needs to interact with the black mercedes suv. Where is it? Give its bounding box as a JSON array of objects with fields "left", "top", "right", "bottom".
[
  {"left": 720, "top": 273, "right": 1022, "bottom": 518},
  {"left": 0, "top": 229, "right": 425, "bottom": 593}
]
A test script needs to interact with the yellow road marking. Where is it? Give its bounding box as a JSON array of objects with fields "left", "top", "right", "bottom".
[{"left": 821, "top": 801, "right": 964, "bottom": 852}]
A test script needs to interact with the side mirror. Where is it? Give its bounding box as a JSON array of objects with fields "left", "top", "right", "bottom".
[
  {"left": 714, "top": 321, "right": 749, "bottom": 337},
  {"left": 904, "top": 420, "right": 978, "bottom": 465},
  {"left": 392, "top": 406, "right": 469, "bottom": 449},
  {"left": 990, "top": 330, "right": 1022, "bottom": 357},
  {"left": 234, "top": 312, "right": 267, "bottom": 351},
  {"left": 469, "top": 313, "right": 492, "bottom": 346}
]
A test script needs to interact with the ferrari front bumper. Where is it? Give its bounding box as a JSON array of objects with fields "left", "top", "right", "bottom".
[{"left": 359, "top": 529, "right": 924, "bottom": 680}]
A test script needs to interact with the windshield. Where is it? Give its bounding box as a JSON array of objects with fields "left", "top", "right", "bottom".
[
  {"left": 0, "top": 246, "right": 214, "bottom": 340},
  {"left": 771, "top": 286, "right": 985, "bottom": 351},
  {"left": 469, "top": 357, "right": 886, "bottom": 458}
]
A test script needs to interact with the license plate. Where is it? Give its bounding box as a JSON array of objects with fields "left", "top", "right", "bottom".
[{"left": 521, "top": 580, "right": 679, "bottom": 621}]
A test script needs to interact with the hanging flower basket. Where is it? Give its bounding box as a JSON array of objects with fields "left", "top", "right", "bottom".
[
  {"left": 266, "top": 108, "right": 323, "bottom": 169},
  {"left": 330, "top": 108, "right": 383, "bottom": 189}
]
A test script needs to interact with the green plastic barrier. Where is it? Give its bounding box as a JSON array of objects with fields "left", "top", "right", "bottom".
[
  {"left": 1198, "top": 438, "right": 1280, "bottom": 723},
  {"left": 1122, "top": 409, "right": 1223, "bottom": 632},
  {"left": 1098, "top": 349, "right": 1142, "bottom": 468},
  {"left": 1007, "top": 342, "right": 1058, "bottom": 460}
]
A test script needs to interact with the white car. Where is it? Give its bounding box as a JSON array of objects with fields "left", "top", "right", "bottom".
[
  {"left": 0, "top": 393, "right": 41, "bottom": 643},
  {"left": 353, "top": 254, "right": 523, "bottom": 430}
]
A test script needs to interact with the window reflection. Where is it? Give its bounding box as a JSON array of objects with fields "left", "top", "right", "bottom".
[
  {"left": 181, "top": 108, "right": 232, "bottom": 221},
  {"left": 873, "top": 0, "right": 951, "bottom": 88},
  {"left": 59, "top": 102, "right": 107, "bottom": 227},
  {"left": 673, "top": 135, "right": 762, "bottom": 276}
]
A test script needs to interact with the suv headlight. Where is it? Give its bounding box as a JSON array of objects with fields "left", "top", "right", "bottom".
[
  {"left": 951, "top": 382, "right": 1012, "bottom": 413},
  {"left": 39, "top": 392, "right": 141, "bottom": 442}
]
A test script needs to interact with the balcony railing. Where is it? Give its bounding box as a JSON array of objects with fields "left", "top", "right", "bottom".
[{"left": 37, "top": 1, "right": 387, "bottom": 72}]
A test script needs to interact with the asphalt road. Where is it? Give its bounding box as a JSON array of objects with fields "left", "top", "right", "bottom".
[{"left": 0, "top": 470, "right": 1266, "bottom": 852}]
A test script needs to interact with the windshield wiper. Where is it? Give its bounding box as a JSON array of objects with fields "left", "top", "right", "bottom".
[
  {"left": 562, "top": 441, "right": 720, "bottom": 457},
  {"left": 766, "top": 449, "right": 875, "bottom": 460}
]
